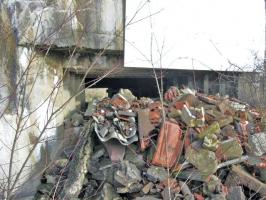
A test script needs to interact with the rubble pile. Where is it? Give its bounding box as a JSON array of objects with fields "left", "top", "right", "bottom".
[{"left": 34, "top": 86, "right": 266, "bottom": 200}]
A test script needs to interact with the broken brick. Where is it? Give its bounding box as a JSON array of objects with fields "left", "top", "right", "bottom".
[{"left": 151, "top": 121, "right": 183, "bottom": 168}]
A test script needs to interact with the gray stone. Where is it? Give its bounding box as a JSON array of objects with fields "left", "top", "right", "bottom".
[
  {"left": 59, "top": 123, "right": 93, "bottom": 199},
  {"left": 101, "top": 183, "right": 122, "bottom": 200},
  {"left": 179, "top": 181, "right": 194, "bottom": 200},
  {"left": 227, "top": 186, "right": 246, "bottom": 200},
  {"left": 45, "top": 175, "right": 56, "bottom": 184},
  {"left": 203, "top": 175, "right": 223, "bottom": 197},
  {"left": 142, "top": 182, "right": 154, "bottom": 194},
  {"left": 84, "top": 103, "right": 96, "bottom": 119},
  {"left": 216, "top": 138, "right": 243, "bottom": 160},
  {"left": 114, "top": 161, "right": 143, "bottom": 194},
  {"left": 176, "top": 169, "right": 204, "bottom": 182},
  {"left": 206, "top": 194, "right": 226, "bottom": 200},
  {"left": 91, "top": 147, "right": 106, "bottom": 160},
  {"left": 116, "top": 183, "right": 143, "bottom": 194},
  {"left": 54, "top": 159, "right": 69, "bottom": 168},
  {"left": 185, "top": 147, "right": 218, "bottom": 178},
  {"left": 146, "top": 166, "right": 168, "bottom": 182},
  {"left": 161, "top": 188, "right": 175, "bottom": 200},
  {"left": 259, "top": 168, "right": 266, "bottom": 183},
  {"left": 125, "top": 145, "right": 146, "bottom": 169},
  {"left": 83, "top": 180, "right": 98, "bottom": 198},
  {"left": 135, "top": 197, "right": 162, "bottom": 200},
  {"left": 34, "top": 193, "right": 50, "bottom": 200},
  {"left": 63, "top": 145, "right": 76, "bottom": 159},
  {"left": 90, "top": 159, "right": 120, "bottom": 183},
  {"left": 248, "top": 132, "right": 266, "bottom": 156},
  {"left": 36, "top": 183, "right": 54, "bottom": 195},
  {"left": 122, "top": 161, "right": 142, "bottom": 181},
  {"left": 71, "top": 113, "right": 84, "bottom": 127}
]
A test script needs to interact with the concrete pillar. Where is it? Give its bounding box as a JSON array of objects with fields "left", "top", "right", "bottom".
[
  {"left": 188, "top": 76, "right": 194, "bottom": 89},
  {"left": 63, "top": 72, "right": 86, "bottom": 112},
  {"left": 219, "top": 81, "right": 226, "bottom": 96},
  {"left": 203, "top": 74, "right": 209, "bottom": 94}
]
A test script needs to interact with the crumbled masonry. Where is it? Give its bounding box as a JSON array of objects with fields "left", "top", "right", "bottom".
[{"left": 33, "top": 86, "right": 266, "bottom": 199}]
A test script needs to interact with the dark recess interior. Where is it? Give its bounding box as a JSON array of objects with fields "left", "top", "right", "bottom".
[{"left": 85, "top": 78, "right": 165, "bottom": 98}]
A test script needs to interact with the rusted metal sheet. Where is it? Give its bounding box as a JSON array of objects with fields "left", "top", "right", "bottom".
[{"left": 151, "top": 121, "right": 182, "bottom": 168}]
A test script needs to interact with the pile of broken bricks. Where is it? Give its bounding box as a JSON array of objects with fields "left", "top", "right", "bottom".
[{"left": 34, "top": 86, "right": 266, "bottom": 200}]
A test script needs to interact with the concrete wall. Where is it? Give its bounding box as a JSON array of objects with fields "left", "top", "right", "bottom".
[{"left": 0, "top": 0, "right": 124, "bottom": 198}]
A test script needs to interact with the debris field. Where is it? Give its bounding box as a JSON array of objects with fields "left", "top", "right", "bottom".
[{"left": 34, "top": 86, "right": 266, "bottom": 200}]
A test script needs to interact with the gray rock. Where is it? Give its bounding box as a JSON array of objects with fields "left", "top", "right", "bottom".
[
  {"left": 203, "top": 175, "right": 225, "bottom": 199},
  {"left": 142, "top": 182, "right": 154, "bottom": 194},
  {"left": 179, "top": 181, "right": 194, "bottom": 200},
  {"left": 125, "top": 145, "right": 146, "bottom": 169},
  {"left": 248, "top": 132, "right": 266, "bottom": 156},
  {"left": 101, "top": 183, "right": 122, "bottom": 200},
  {"left": 84, "top": 103, "right": 97, "bottom": 119},
  {"left": 90, "top": 159, "right": 121, "bottom": 183},
  {"left": 259, "top": 168, "right": 266, "bottom": 183},
  {"left": 135, "top": 196, "right": 162, "bottom": 200},
  {"left": 227, "top": 186, "right": 246, "bottom": 200},
  {"left": 36, "top": 183, "right": 54, "bottom": 195},
  {"left": 54, "top": 159, "right": 69, "bottom": 168},
  {"left": 146, "top": 166, "right": 168, "bottom": 182},
  {"left": 63, "top": 145, "right": 76, "bottom": 159},
  {"left": 114, "top": 170, "right": 141, "bottom": 192},
  {"left": 114, "top": 161, "right": 143, "bottom": 194},
  {"left": 161, "top": 188, "right": 175, "bottom": 200},
  {"left": 91, "top": 147, "right": 106, "bottom": 160},
  {"left": 45, "top": 175, "right": 56, "bottom": 184},
  {"left": 185, "top": 147, "right": 218, "bottom": 178},
  {"left": 206, "top": 194, "right": 226, "bottom": 200},
  {"left": 59, "top": 123, "right": 94, "bottom": 199},
  {"left": 71, "top": 113, "right": 84, "bottom": 127},
  {"left": 83, "top": 180, "right": 98, "bottom": 198},
  {"left": 34, "top": 193, "right": 50, "bottom": 200},
  {"left": 122, "top": 161, "right": 142, "bottom": 181},
  {"left": 216, "top": 138, "right": 243, "bottom": 160}
]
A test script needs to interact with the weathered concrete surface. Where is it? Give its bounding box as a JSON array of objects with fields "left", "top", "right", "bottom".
[
  {"left": 12, "top": 0, "right": 124, "bottom": 50},
  {"left": 0, "top": 46, "right": 78, "bottom": 197},
  {"left": 0, "top": 0, "right": 124, "bottom": 198},
  {"left": 0, "top": 2, "right": 17, "bottom": 113},
  {"left": 59, "top": 122, "right": 93, "bottom": 199}
]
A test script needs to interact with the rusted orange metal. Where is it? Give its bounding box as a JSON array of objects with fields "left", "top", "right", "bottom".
[{"left": 151, "top": 121, "right": 182, "bottom": 168}]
